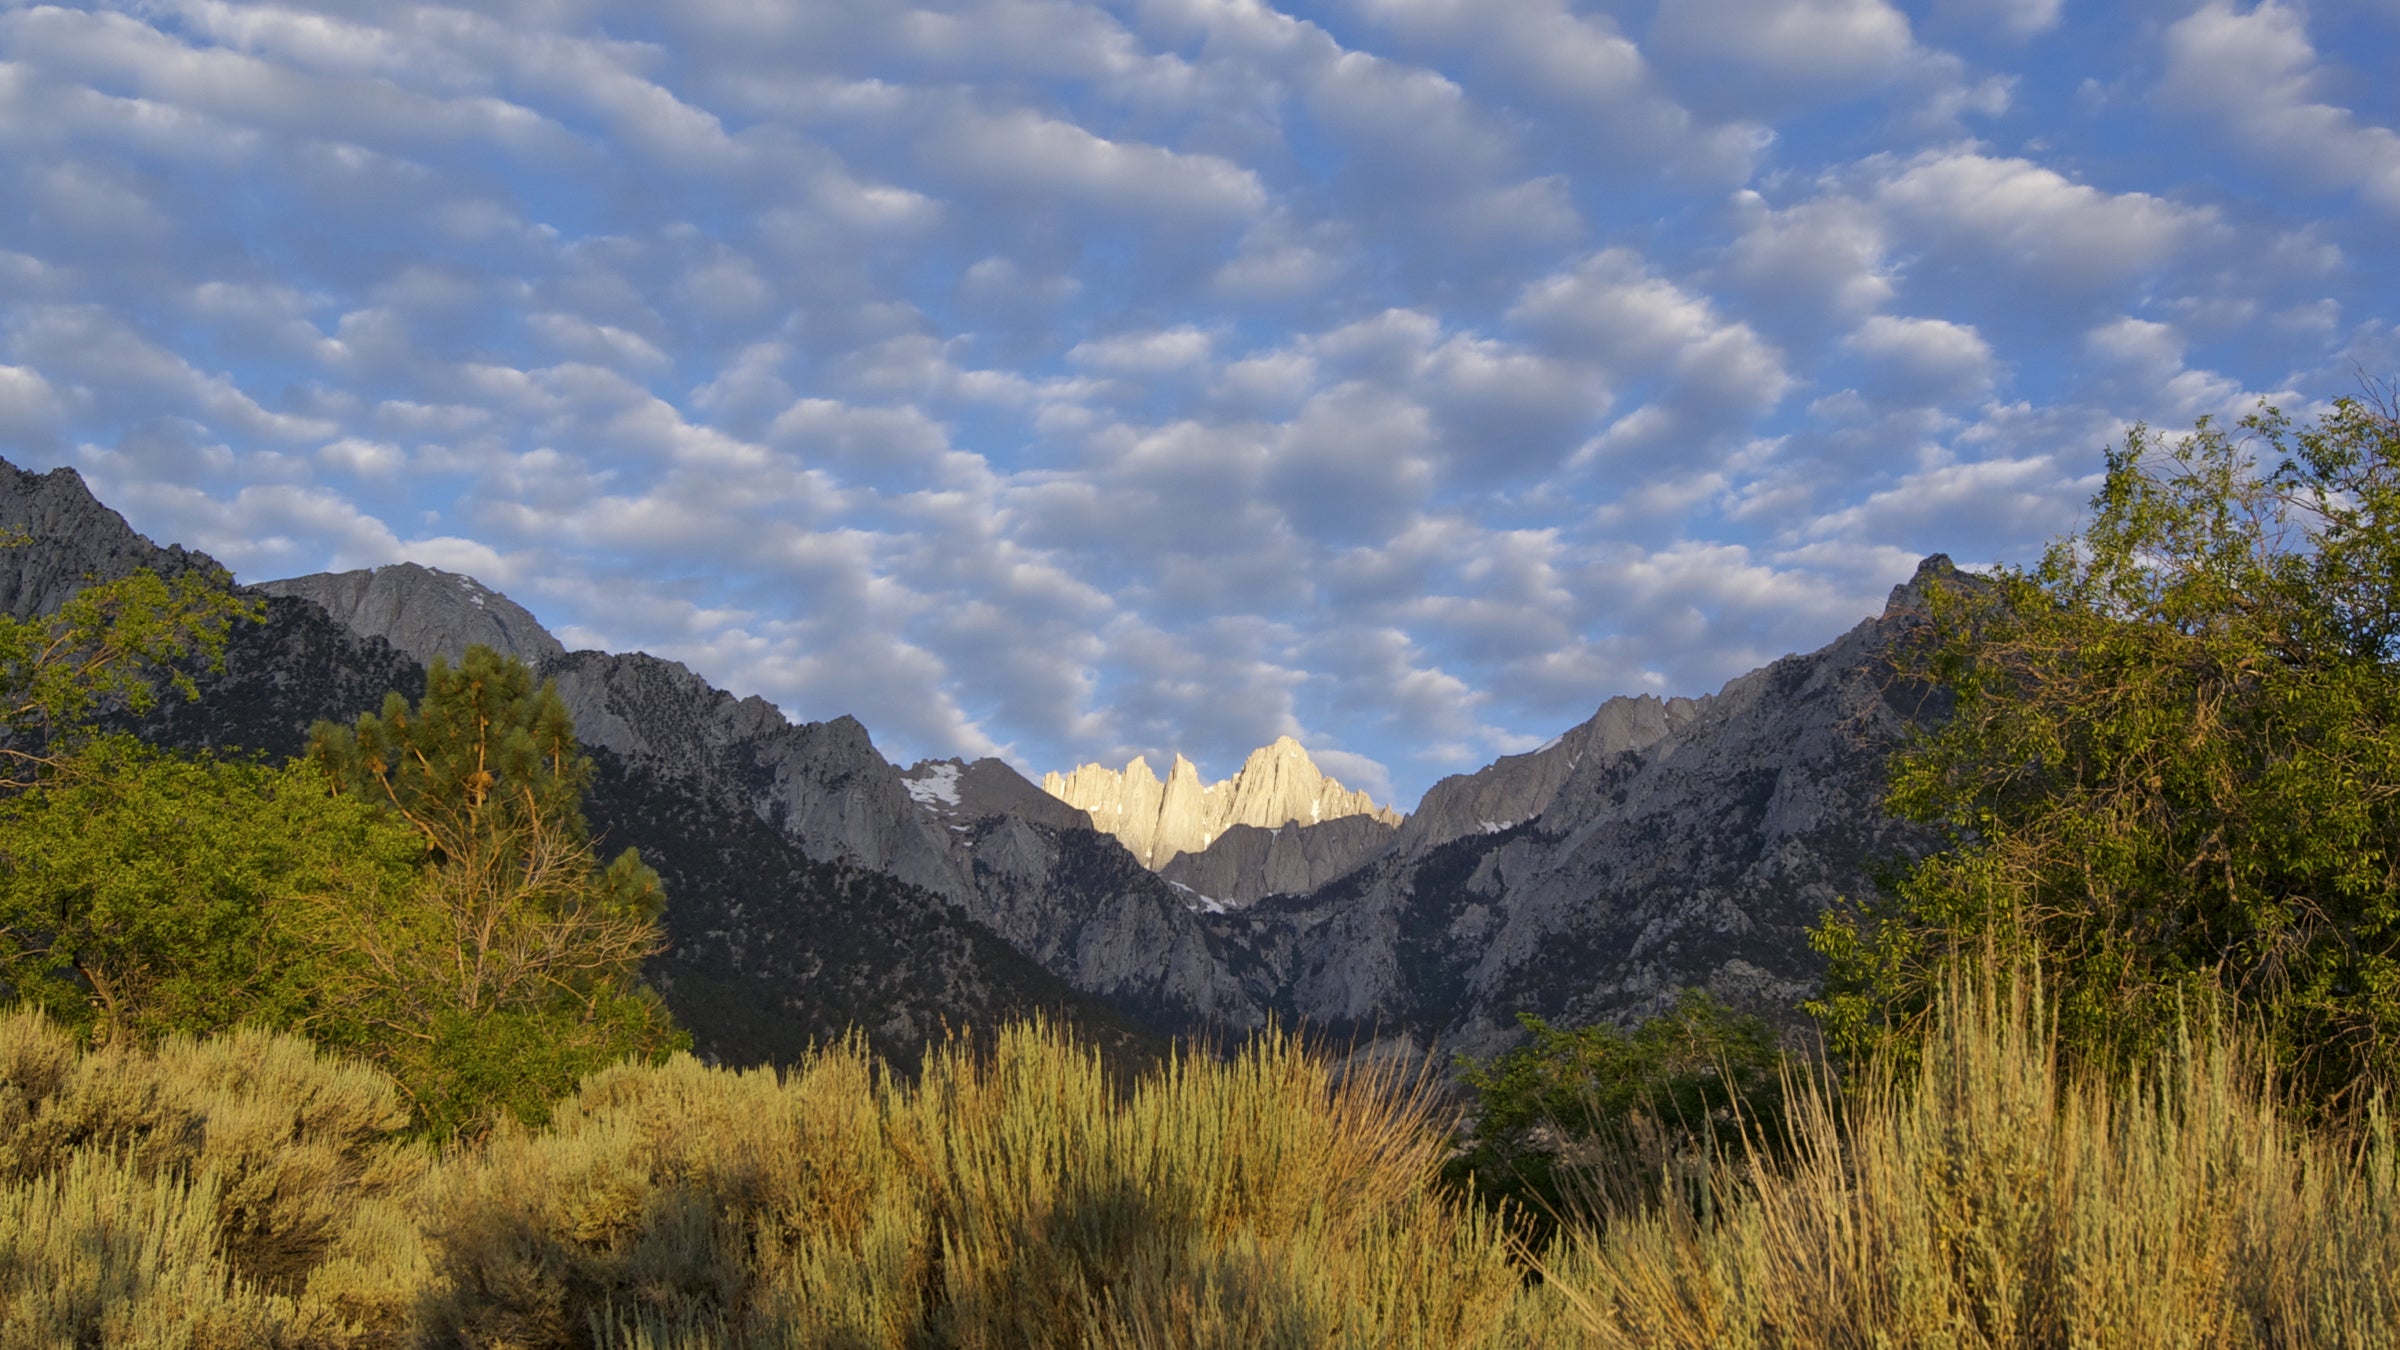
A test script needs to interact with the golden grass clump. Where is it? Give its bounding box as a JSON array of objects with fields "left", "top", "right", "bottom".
[
  {"left": 3, "top": 1005, "right": 1546, "bottom": 1347},
  {"left": 0, "top": 1007, "right": 427, "bottom": 1346},
  {"left": 421, "top": 1018, "right": 1526, "bottom": 1348},
  {"left": 1537, "top": 973, "right": 2400, "bottom": 1349}
]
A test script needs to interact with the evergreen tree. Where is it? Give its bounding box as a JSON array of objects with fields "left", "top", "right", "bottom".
[{"left": 307, "top": 645, "right": 683, "bottom": 1133}]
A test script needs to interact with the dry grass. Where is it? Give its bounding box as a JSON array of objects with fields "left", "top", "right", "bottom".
[
  {"left": 1536, "top": 974, "right": 2400, "bottom": 1348},
  {"left": 17, "top": 979, "right": 2396, "bottom": 1347},
  {"left": 0, "top": 1010, "right": 1534, "bottom": 1348}
]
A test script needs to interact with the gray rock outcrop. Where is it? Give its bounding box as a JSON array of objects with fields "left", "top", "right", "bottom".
[
  {"left": 1397, "top": 694, "right": 1707, "bottom": 856},
  {"left": 539, "top": 650, "right": 972, "bottom": 905},
  {"left": 1157, "top": 815, "right": 1397, "bottom": 909},
  {"left": 902, "top": 757, "right": 1094, "bottom": 833},
  {"left": 0, "top": 461, "right": 215, "bottom": 618},
  {"left": 1042, "top": 736, "right": 1403, "bottom": 869},
  {"left": 256, "top": 564, "right": 565, "bottom": 668},
  {"left": 1202, "top": 568, "right": 1958, "bottom": 1057}
]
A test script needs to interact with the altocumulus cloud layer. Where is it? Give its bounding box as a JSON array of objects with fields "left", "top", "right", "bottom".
[{"left": 3, "top": 0, "right": 2396, "bottom": 805}]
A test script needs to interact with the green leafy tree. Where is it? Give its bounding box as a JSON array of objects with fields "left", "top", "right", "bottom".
[
  {"left": 1811, "top": 394, "right": 2400, "bottom": 1108},
  {"left": 0, "top": 738, "right": 417, "bottom": 1048},
  {"left": 0, "top": 563, "right": 258, "bottom": 789},
  {"left": 0, "top": 562, "right": 273, "bottom": 1045},
  {"left": 306, "top": 644, "right": 682, "bottom": 1133},
  {"left": 1447, "top": 989, "right": 1791, "bottom": 1232}
]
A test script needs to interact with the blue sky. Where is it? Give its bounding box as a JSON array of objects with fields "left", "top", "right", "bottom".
[{"left": 3, "top": 0, "right": 2395, "bottom": 807}]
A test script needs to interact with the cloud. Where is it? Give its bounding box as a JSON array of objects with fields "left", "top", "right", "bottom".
[
  {"left": 1928, "top": 0, "right": 2063, "bottom": 40},
  {"left": 1650, "top": 0, "right": 1918, "bottom": 101},
  {"left": 1068, "top": 326, "right": 1219, "bottom": 374},
  {"left": 0, "top": 0, "right": 2381, "bottom": 806},
  {"left": 1508, "top": 249, "right": 1792, "bottom": 454},
  {"left": 1870, "top": 149, "right": 2212, "bottom": 284},
  {"left": 0, "top": 364, "right": 62, "bottom": 441},
  {"left": 2157, "top": 1, "right": 2400, "bottom": 215},
  {"left": 1841, "top": 314, "right": 1997, "bottom": 405},
  {"left": 925, "top": 106, "right": 1266, "bottom": 217}
]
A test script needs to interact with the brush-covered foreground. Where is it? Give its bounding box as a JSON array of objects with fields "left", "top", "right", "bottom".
[
  {"left": 9, "top": 985, "right": 2400, "bottom": 1349},
  {"left": 1545, "top": 976, "right": 2400, "bottom": 1348},
  {"left": 0, "top": 1009, "right": 1549, "bottom": 1348}
]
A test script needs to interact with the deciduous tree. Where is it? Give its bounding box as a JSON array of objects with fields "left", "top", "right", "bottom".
[{"left": 1812, "top": 392, "right": 2400, "bottom": 1109}]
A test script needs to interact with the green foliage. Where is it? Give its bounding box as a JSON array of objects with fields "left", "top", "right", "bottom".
[
  {"left": 1812, "top": 394, "right": 2400, "bottom": 1108},
  {"left": 1447, "top": 990, "right": 1792, "bottom": 1232},
  {"left": 0, "top": 737, "right": 418, "bottom": 1048},
  {"left": 0, "top": 566, "right": 258, "bottom": 791},
  {"left": 307, "top": 645, "right": 683, "bottom": 1134}
]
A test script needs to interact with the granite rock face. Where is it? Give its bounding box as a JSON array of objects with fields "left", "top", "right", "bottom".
[
  {"left": 946, "top": 814, "right": 1266, "bottom": 1029},
  {"left": 1043, "top": 736, "right": 1402, "bottom": 869},
  {"left": 257, "top": 564, "right": 566, "bottom": 669},
  {"left": 1158, "top": 815, "right": 1397, "bottom": 909},
  {"left": 1396, "top": 694, "right": 1707, "bottom": 856},
  {"left": 539, "top": 650, "right": 972, "bottom": 905},
  {"left": 1202, "top": 573, "right": 1956, "bottom": 1058},
  {"left": 0, "top": 461, "right": 215, "bottom": 618},
  {"left": 902, "top": 757, "right": 1093, "bottom": 833}
]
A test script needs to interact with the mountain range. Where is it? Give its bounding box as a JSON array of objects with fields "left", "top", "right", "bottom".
[{"left": 5, "top": 456, "right": 1951, "bottom": 1066}]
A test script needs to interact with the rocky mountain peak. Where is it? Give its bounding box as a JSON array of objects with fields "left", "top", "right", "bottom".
[
  {"left": 1883, "top": 553, "right": 1989, "bottom": 619},
  {"left": 0, "top": 460, "right": 218, "bottom": 619},
  {"left": 256, "top": 562, "right": 565, "bottom": 669},
  {"left": 1041, "top": 739, "right": 1403, "bottom": 870}
]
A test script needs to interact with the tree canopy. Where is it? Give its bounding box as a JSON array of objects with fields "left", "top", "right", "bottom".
[
  {"left": 0, "top": 562, "right": 257, "bottom": 790},
  {"left": 1812, "top": 393, "right": 2400, "bottom": 1109}
]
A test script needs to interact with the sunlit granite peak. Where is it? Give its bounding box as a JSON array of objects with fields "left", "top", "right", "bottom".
[{"left": 1041, "top": 735, "right": 1402, "bottom": 870}]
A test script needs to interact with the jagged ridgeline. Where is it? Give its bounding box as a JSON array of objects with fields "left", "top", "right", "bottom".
[
  {"left": 1040, "top": 736, "right": 1404, "bottom": 906},
  {"left": 2, "top": 452, "right": 1953, "bottom": 1068}
]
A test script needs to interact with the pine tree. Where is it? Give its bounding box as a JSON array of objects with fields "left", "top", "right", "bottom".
[{"left": 307, "top": 645, "right": 683, "bottom": 1133}]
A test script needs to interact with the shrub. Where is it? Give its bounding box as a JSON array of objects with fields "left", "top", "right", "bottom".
[
  {"left": 417, "top": 1019, "right": 1528, "bottom": 1348},
  {"left": 1540, "top": 968, "right": 2400, "bottom": 1347},
  {"left": 1447, "top": 990, "right": 1793, "bottom": 1236},
  {"left": 0, "top": 1007, "right": 429, "bottom": 1347}
]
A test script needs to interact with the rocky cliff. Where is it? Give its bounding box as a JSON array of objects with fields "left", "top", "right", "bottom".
[
  {"left": 1042, "top": 736, "right": 1403, "bottom": 869},
  {"left": 901, "top": 757, "right": 1094, "bottom": 834},
  {"left": 538, "top": 650, "right": 972, "bottom": 904},
  {"left": 1157, "top": 815, "right": 1398, "bottom": 909},
  {"left": 0, "top": 460, "right": 215, "bottom": 618},
  {"left": 256, "top": 564, "right": 565, "bottom": 668}
]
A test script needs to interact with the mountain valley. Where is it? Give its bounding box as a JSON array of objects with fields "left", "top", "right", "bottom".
[{"left": 6, "top": 456, "right": 1952, "bottom": 1067}]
